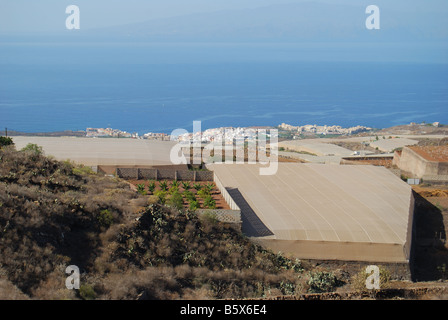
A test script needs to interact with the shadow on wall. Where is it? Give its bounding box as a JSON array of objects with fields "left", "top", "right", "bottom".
[
  {"left": 226, "top": 188, "right": 274, "bottom": 237},
  {"left": 411, "top": 191, "right": 448, "bottom": 282}
]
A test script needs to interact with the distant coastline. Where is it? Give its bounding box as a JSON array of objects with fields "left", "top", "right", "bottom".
[
  {"left": 0, "top": 129, "right": 87, "bottom": 137},
  {"left": 1, "top": 121, "right": 445, "bottom": 140}
]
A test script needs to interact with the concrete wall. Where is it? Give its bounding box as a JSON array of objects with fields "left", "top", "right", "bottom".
[
  {"left": 196, "top": 209, "right": 242, "bottom": 232},
  {"left": 405, "top": 192, "right": 416, "bottom": 263},
  {"left": 394, "top": 147, "right": 448, "bottom": 178},
  {"left": 213, "top": 173, "right": 241, "bottom": 211},
  {"left": 252, "top": 238, "right": 410, "bottom": 263},
  {"left": 116, "top": 167, "right": 214, "bottom": 181},
  {"left": 437, "top": 162, "right": 448, "bottom": 176}
]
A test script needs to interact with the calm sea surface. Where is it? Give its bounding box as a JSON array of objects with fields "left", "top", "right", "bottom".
[{"left": 1, "top": 42, "right": 447, "bottom": 134}]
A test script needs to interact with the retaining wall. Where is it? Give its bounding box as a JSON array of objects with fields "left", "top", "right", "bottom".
[
  {"left": 196, "top": 209, "right": 242, "bottom": 231},
  {"left": 116, "top": 167, "right": 214, "bottom": 181},
  {"left": 394, "top": 147, "right": 448, "bottom": 178},
  {"left": 213, "top": 173, "right": 241, "bottom": 211}
]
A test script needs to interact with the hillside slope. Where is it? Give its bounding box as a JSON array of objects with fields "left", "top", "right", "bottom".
[{"left": 0, "top": 144, "right": 308, "bottom": 299}]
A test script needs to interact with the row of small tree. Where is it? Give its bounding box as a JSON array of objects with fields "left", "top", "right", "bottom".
[{"left": 136, "top": 180, "right": 217, "bottom": 210}]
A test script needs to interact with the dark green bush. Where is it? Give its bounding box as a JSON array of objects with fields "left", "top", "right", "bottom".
[
  {"left": 197, "top": 189, "right": 209, "bottom": 199},
  {"left": 189, "top": 200, "right": 200, "bottom": 211},
  {"left": 136, "top": 184, "right": 146, "bottom": 195},
  {"left": 21, "top": 143, "right": 43, "bottom": 155},
  {"left": 166, "top": 192, "right": 184, "bottom": 211},
  {"left": 183, "top": 190, "right": 196, "bottom": 202},
  {"left": 79, "top": 284, "right": 96, "bottom": 300},
  {"left": 159, "top": 180, "right": 168, "bottom": 191},
  {"left": 203, "top": 195, "right": 216, "bottom": 209},
  {"left": 97, "top": 209, "right": 114, "bottom": 227},
  {"left": 181, "top": 181, "right": 191, "bottom": 190},
  {"left": 154, "top": 190, "right": 167, "bottom": 204},
  {"left": 307, "top": 271, "right": 338, "bottom": 293},
  {"left": 147, "top": 181, "right": 156, "bottom": 194},
  {"left": 0, "top": 136, "right": 14, "bottom": 148}
]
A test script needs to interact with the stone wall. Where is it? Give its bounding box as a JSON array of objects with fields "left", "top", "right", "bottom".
[
  {"left": 196, "top": 209, "right": 242, "bottom": 231},
  {"left": 116, "top": 167, "right": 214, "bottom": 181}
]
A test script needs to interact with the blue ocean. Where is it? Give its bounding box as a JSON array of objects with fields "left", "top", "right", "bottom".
[{"left": 1, "top": 42, "right": 447, "bottom": 134}]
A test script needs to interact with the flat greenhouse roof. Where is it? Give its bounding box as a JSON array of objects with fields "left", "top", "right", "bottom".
[
  {"left": 210, "top": 163, "right": 414, "bottom": 262},
  {"left": 11, "top": 136, "right": 177, "bottom": 167}
]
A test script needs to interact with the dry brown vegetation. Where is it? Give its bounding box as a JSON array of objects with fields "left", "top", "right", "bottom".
[
  {"left": 0, "top": 144, "right": 319, "bottom": 300},
  {"left": 0, "top": 145, "right": 139, "bottom": 297},
  {"left": 2, "top": 142, "right": 447, "bottom": 300}
]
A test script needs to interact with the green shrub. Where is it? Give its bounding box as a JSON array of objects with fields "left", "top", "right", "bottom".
[
  {"left": 72, "top": 165, "right": 95, "bottom": 176},
  {"left": 154, "top": 190, "right": 167, "bottom": 204},
  {"left": 183, "top": 190, "right": 196, "bottom": 202},
  {"left": 181, "top": 181, "right": 191, "bottom": 190},
  {"left": 204, "top": 183, "right": 215, "bottom": 194},
  {"left": 193, "top": 183, "right": 202, "bottom": 191},
  {"left": 160, "top": 180, "right": 169, "bottom": 191},
  {"left": 0, "top": 136, "right": 14, "bottom": 148},
  {"left": 147, "top": 181, "right": 156, "bottom": 194},
  {"left": 307, "top": 271, "right": 338, "bottom": 293},
  {"left": 197, "top": 189, "right": 210, "bottom": 199},
  {"left": 279, "top": 281, "right": 296, "bottom": 295},
  {"left": 79, "top": 284, "right": 96, "bottom": 300},
  {"left": 21, "top": 143, "right": 43, "bottom": 155},
  {"left": 203, "top": 195, "right": 216, "bottom": 209},
  {"left": 169, "top": 185, "right": 179, "bottom": 194},
  {"left": 97, "top": 209, "right": 114, "bottom": 227},
  {"left": 274, "top": 253, "right": 303, "bottom": 272},
  {"left": 136, "top": 184, "right": 146, "bottom": 195},
  {"left": 351, "top": 265, "right": 391, "bottom": 291},
  {"left": 189, "top": 200, "right": 200, "bottom": 211},
  {"left": 166, "top": 191, "right": 184, "bottom": 211}
]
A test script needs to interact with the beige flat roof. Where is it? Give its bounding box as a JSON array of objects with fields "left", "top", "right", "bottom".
[
  {"left": 279, "top": 141, "right": 354, "bottom": 156},
  {"left": 370, "top": 138, "right": 419, "bottom": 152},
  {"left": 210, "top": 163, "right": 414, "bottom": 262},
  {"left": 11, "top": 136, "right": 177, "bottom": 166}
]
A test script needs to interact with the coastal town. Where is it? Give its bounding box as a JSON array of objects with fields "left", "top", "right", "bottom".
[
  {"left": 278, "top": 123, "right": 372, "bottom": 135},
  {"left": 86, "top": 127, "right": 170, "bottom": 140},
  {"left": 85, "top": 123, "right": 375, "bottom": 142},
  {"left": 83, "top": 121, "right": 444, "bottom": 144}
]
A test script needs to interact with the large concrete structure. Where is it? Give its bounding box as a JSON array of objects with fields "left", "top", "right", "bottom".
[
  {"left": 210, "top": 163, "right": 415, "bottom": 263},
  {"left": 11, "top": 136, "right": 179, "bottom": 167},
  {"left": 393, "top": 146, "right": 448, "bottom": 181}
]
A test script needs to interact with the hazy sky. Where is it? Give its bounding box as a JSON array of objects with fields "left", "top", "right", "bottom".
[{"left": 1, "top": 0, "right": 447, "bottom": 34}]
